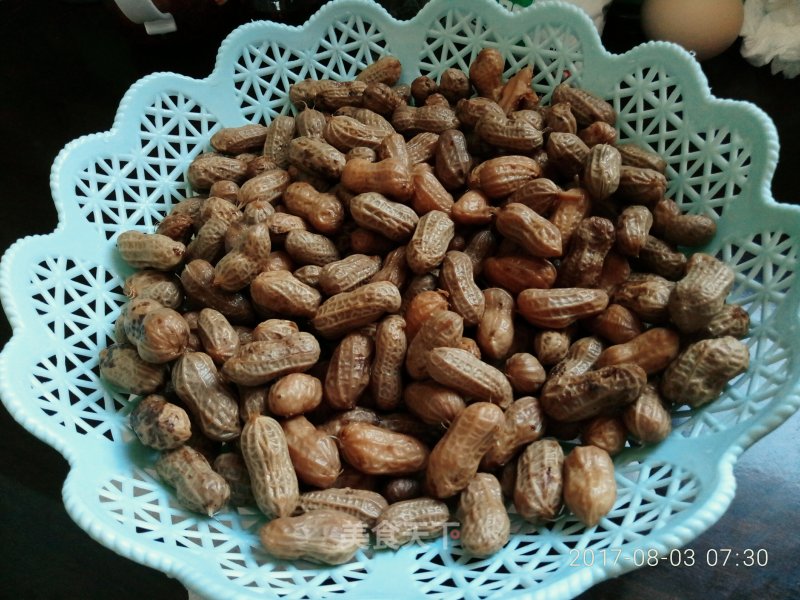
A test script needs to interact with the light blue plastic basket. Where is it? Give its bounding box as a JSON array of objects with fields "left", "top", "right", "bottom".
[{"left": 1, "top": 0, "right": 799, "bottom": 598}]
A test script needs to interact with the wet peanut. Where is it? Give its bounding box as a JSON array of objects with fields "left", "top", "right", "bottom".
[
  {"left": 411, "top": 162, "right": 454, "bottom": 215},
  {"left": 181, "top": 259, "right": 255, "bottom": 324},
  {"left": 615, "top": 205, "right": 653, "bottom": 257},
  {"left": 371, "top": 315, "right": 407, "bottom": 411},
  {"left": 440, "top": 251, "right": 485, "bottom": 327},
  {"left": 325, "top": 331, "right": 374, "bottom": 410},
  {"left": 339, "top": 422, "right": 429, "bottom": 475},
  {"left": 595, "top": 327, "right": 681, "bottom": 374},
  {"left": 212, "top": 452, "right": 254, "bottom": 507},
  {"left": 117, "top": 230, "right": 185, "bottom": 271},
  {"left": 514, "top": 439, "right": 564, "bottom": 522},
  {"left": 624, "top": 384, "right": 672, "bottom": 444},
  {"left": 661, "top": 336, "right": 749, "bottom": 407},
  {"left": 427, "top": 347, "right": 513, "bottom": 408},
  {"left": 406, "top": 210, "right": 455, "bottom": 275},
  {"left": 284, "top": 230, "right": 341, "bottom": 266},
  {"left": 288, "top": 136, "right": 347, "bottom": 180},
  {"left": 434, "top": 129, "right": 472, "bottom": 190},
  {"left": 197, "top": 308, "right": 239, "bottom": 364},
  {"left": 483, "top": 255, "right": 557, "bottom": 294},
  {"left": 299, "top": 488, "right": 388, "bottom": 527},
  {"left": 457, "top": 473, "right": 510, "bottom": 556},
  {"left": 504, "top": 352, "right": 546, "bottom": 395},
  {"left": 613, "top": 273, "right": 675, "bottom": 323},
  {"left": 426, "top": 402, "right": 504, "bottom": 498},
  {"left": 581, "top": 416, "right": 627, "bottom": 456},
  {"left": 533, "top": 328, "right": 572, "bottom": 367},
  {"left": 156, "top": 445, "right": 230, "bottom": 516},
  {"left": 341, "top": 157, "right": 413, "bottom": 201},
  {"left": 319, "top": 254, "right": 382, "bottom": 296},
  {"left": 517, "top": 288, "right": 609, "bottom": 329},
  {"left": 250, "top": 270, "right": 321, "bottom": 318},
  {"left": 282, "top": 415, "right": 341, "bottom": 489},
  {"left": 651, "top": 197, "right": 716, "bottom": 247},
  {"left": 267, "top": 373, "right": 323, "bottom": 417},
  {"left": 241, "top": 415, "right": 299, "bottom": 518},
  {"left": 563, "top": 445, "right": 616, "bottom": 527},
  {"left": 374, "top": 498, "right": 451, "bottom": 548},
  {"left": 587, "top": 303, "right": 643, "bottom": 344},
  {"left": 222, "top": 332, "right": 321, "bottom": 386},
  {"left": 187, "top": 153, "right": 248, "bottom": 190},
  {"left": 540, "top": 363, "right": 646, "bottom": 422},
  {"left": 172, "top": 351, "right": 241, "bottom": 441},
  {"left": 482, "top": 396, "right": 545, "bottom": 469},
  {"left": 129, "top": 394, "right": 191, "bottom": 450},
  {"left": 283, "top": 182, "right": 345, "bottom": 235},
  {"left": 669, "top": 253, "right": 734, "bottom": 333},
  {"left": 312, "top": 281, "right": 402, "bottom": 339},
  {"left": 468, "top": 156, "right": 542, "bottom": 199},
  {"left": 477, "top": 288, "right": 515, "bottom": 361},
  {"left": 260, "top": 510, "right": 366, "bottom": 565},
  {"left": 349, "top": 192, "right": 419, "bottom": 242},
  {"left": 556, "top": 217, "right": 616, "bottom": 288},
  {"left": 405, "top": 310, "right": 463, "bottom": 380}
]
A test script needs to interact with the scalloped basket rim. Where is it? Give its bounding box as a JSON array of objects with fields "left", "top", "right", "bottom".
[{"left": 1, "top": 0, "right": 800, "bottom": 599}]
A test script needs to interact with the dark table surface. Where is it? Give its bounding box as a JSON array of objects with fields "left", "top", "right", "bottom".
[{"left": 1, "top": 1, "right": 798, "bottom": 599}]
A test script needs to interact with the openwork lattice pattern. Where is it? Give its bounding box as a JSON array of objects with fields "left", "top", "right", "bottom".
[
  {"left": 74, "top": 92, "right": 218, "bottom": 240},
  {"left": 1, "top": 1, "right": 798, "bottom": 600},
  {"left": 613, "top": 67, "right": 750, "bottom": 219},
  {"left": 233, "top": 14, "right": 388, "bottom": 124},
  {"left": 28, "top": 257, "right": 130, "bottom": 442},
  {"left": 418, "top": 9, "right": 583, "bottom": 103}
]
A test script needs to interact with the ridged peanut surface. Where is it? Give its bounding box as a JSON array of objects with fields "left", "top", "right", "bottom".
[
  {"left": 156, "top": 445, "right": 230, "bottom": 516},
  {"left": 427, "top": 347, "right": 513, "bottom": 408},
  {"left": 457, "top": 473, "right": 510, "bottom": 557},
  {"left": 259, "top": 510, "right": 367, "bottom": 565},
  {"left": 241, "top": 416, "right": 299, "bottom": 518},
  {"left": 426, "top": 402, "right": 504, "bottom": 498}
]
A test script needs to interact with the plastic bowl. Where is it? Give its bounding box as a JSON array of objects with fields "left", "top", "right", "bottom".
[{"left": 1, "top": 0, "right": 799, "bottom": 598}]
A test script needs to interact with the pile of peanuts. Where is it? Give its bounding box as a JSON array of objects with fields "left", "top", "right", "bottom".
[{"left": 100, "top": 50, "right": 751, "bottom": 565}]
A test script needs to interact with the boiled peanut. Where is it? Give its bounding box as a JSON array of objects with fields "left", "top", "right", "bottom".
[
  {"left": 563, "top": 445, "right": 616, "bottom": 527},
  {"left": 172, "top": 351, "right": 241, "bottom": 441},
  {"left": 661, "top": 336, "right": 749, "bottom": 407},
  {"left": 241, "top": 415, "right": 299, "bottom": 518},
  {"left": 457, "top": 473, "right": 510, "bottom": 557},
  {"left": 212, "top": 452, "right": 254, "bottom": 507},
  {"left": 339, "top": 422, "right": 429, "bottom": 475},
  {"left": 222, "top": 332, "right": 321, "bottom": 386},
  {"left": 624, "top": 384, "right": 672, "bottom": 444},
  {"left": 581, "top": 416, "right": 627, "bottom": 456},
  {"left": 129, "top": 394, "right": 191, "bottom": 450},
  {"left": 298, "top": 488, "right": 388, "bottom": 527},
  {"left": 267, "top": 373, "right": 323, "bottom": 417},
  {"left": 282, "top": 415, "right": 341, "bottom": 489},
  {"left": 370, "top": 315, "right": 407, "bottom": 411},
  {"left": 374, "top": 498, "right": 451, "bottom": 549},
  {"left": 514, "top": 439, "right": 564, "bottom": 522},
  {"left": 669, "top": 253, "right": 734, "bottom": 333},
  {"left": 504, "top": 352, "right": 546, "bottom": 394},
  {"left": 476, "top": 288, "right": 514, "bottom": 361},
  {"left": 259, "top": 510, "right": 366, "bottom": 565},
  {"left": 324, "top": 331, "right": 374, "bottom": 410},
  {"left": 156, "top": 445, "right": 230, "bottom": 516},
  {"left": 440, "top": 251, "right": 485, "bottom": 326},
  {"left": 425, "top": 402, "right": 504, "bottom": 498},
  {"left": 481, "top": 396, "right": 545, "bottom": 469},
  {"left": 312, "top": 281, "right": 402, "bottom": 339}
]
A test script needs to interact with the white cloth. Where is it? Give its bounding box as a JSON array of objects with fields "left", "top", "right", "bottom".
[{"left": 741, "top": 0, "right": 800, "bottom": 78}]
